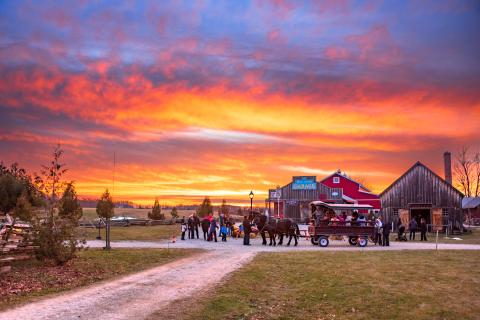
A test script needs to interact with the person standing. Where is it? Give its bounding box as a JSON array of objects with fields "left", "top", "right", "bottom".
[
  {"left": 382, "top": 220, "right": 391, "bottom": 246},
  {"left": 243, "top": 216, "right": 252, "bottom": 245},
  {"left": 181, "top": 221, "right": 187, "bottom": 241},
  {"left": 420, "top": 218, "right": 428, "bottom": 241},
  {"left": 193, "top": 213, "right": 200, "bottom": 239},
  {"left": 201, "top": 217, "right": 210, "bottom": 241},
  {"left": 208, "top": 217, "right": 218, "bottom": 242},
  {"left": 187, "top": 216, "right": 194, "bottom": 239},
  {"left": 218, "top": 213, "right": 225, "bottom": 237},
  {"left": 409, "top": 217, "right": 418, "bottom": 241},
  {"left": 374, "top": 216, "right": 383, "bottom": 245}
]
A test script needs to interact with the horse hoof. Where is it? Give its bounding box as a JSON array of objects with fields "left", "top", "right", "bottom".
[{"left": 286, "top": 244, "right": 290, "bottom": 246}]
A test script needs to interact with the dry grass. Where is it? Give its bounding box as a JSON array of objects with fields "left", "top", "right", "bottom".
[{"left": 169, "top": 250, "right": 480, "bottom": 320}]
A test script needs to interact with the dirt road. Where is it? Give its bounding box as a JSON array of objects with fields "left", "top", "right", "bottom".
[
  {"left": 2, "top": 237, "right": 479, "bottom": 320},
  {"left": 0, "top": 249, "right": 255, "bottom": 320}
]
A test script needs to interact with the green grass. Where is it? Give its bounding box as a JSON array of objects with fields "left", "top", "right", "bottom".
[
  {"left": 174, "top": 251, "right": 480, "bottom": 320},
  {"left": 80, "top": 224, "right": 180, "bottom": 241},
  {"left": 0, "top": 248, "right": 201, "bottom": 311}
]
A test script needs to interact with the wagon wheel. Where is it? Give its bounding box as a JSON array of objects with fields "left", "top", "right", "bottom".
[
  {"left": 311, "top": 235, "right": 319, "bottom": 245},
  {"left": 358, "top": 237, "right": 368, "bottom": 247},
  {"left": 318, "top": 236, "right": 329, "bottom": 247},
  {"left": 348, "top": 236, "right": 357, "bottom": 246}
]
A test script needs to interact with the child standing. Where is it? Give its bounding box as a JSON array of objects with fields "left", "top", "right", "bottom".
[
  {"left": 181, "top": 221, "right": 187, "bottom": 240},
  {"left": 220, "top": 225, "right": 228, "bottom": 242}
]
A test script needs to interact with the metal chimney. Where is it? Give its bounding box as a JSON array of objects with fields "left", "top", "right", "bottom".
[{"left": 444, "top": 151, "right": 452, "bottom": 184}]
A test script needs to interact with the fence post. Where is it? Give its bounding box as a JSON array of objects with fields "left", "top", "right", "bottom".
[{"left": 435, "top": 230, "right": 439, "bottom": 251}]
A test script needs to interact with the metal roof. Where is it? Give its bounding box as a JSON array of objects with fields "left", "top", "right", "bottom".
[
  {"left": 462, "top": 197, "right": 480, "bottom": 209},
  {"left": 310, "top": 200, "right": 373, "bottom": 211}
]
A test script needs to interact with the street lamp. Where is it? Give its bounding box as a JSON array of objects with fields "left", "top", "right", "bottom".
[{"left": 249, "top": 190, "right": 254, "bottom": 215}]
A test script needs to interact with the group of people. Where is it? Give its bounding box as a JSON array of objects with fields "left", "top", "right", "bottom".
[
  {"left": 397, "top": 217, "right": 428, "bottom": 241},
  {"left": 313, "top": 209, "right": 371, "bottom": 227},
  {"left": 180, "top": 213, "right": 253, "bottom": 246}
]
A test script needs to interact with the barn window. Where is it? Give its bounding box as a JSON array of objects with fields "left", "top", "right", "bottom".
[
  {"left": 442, "top": 208, "right": 449, "bottom": 216},
  {"left": 393, "top": 209, "right": 398, "bottom": 216},
  {"left": 333, "top": 177, "right": 340, "bottom": 184}
]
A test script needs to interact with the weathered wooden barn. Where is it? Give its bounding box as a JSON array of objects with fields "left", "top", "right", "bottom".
[{"left": 380, "top": 153, "right": 464, "bottom": 232}]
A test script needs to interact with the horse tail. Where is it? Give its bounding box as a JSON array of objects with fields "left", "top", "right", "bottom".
[{"left": 295, "top": 223, "right": 300, "bottom": 236}]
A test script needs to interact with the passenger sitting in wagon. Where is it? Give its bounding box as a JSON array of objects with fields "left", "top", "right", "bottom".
[
  {"left": 357, "top": 214, "right": 367, "bottom": 226},
  {"left": 329, "top": 214, "right": 340, "bottom": 225},
  {"left": 351, "top": 211, "right": 359, "bottom": 225}
]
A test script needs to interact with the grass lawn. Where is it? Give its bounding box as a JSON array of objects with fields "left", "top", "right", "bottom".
[
  {"left": 80, "top": 224, "right": 180, "bottom": 241},
  {"left": 390, "top": 228, "right": 480, "bottom": 245},
  {"left": 172, "top": 250, "right": 480, "bottom": 320},
  {"left": 0, "top": 248, "right": 200, "bottom": 311},
  {"left": 81, "top": 207, "right": 195, "bottom": 221}
]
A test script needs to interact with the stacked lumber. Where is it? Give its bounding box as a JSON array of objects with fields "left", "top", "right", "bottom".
[{"left": 0, "top": 224, "right": 35, "bottom": 274}]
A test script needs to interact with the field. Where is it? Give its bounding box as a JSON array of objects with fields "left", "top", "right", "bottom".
[
  {"left": 0, "top": 248, "right": 200, "bottom": 311},
  {"left": 81, "top": 207, "right": 196, "bottom": 221},
  {"left": 80, "top": 224, "right": 180, "bottom": 241},
  {"left": 164, "top": 250, "right": 480, "bottom": 320}
]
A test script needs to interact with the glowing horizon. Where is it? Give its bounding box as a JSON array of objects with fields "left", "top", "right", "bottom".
[{"left": 1, "top": 1, "right": 479, "bottom": 206}]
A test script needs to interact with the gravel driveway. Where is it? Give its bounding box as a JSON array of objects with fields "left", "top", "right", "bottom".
[{"left": 1, "top": 237, "right": 479, "bottom": 320}]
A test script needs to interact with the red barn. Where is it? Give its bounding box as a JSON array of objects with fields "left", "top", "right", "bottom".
[{"left": 320, "top": 170, "right": 381, "bottom": 213}]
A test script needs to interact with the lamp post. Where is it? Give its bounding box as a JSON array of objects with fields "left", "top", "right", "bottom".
[
  {"left": 249, "top": 190, "right": 254, "bottom": 215},
  {"left": 276, "top": 185, "right": 281, "bottom": 218}
]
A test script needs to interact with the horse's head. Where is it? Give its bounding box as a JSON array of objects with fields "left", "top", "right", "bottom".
[{"left": 252, "top": 213, "right": 266, "bottom": 226}]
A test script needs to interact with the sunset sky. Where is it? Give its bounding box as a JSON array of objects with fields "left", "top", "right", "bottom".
[{"left": 1, "top": 0, "right": 479, "bottom": 206}]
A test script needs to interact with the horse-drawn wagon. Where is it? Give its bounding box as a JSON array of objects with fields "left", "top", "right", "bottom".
[{"left": 308, "top": 201, "right": 375, "bottom": 247}]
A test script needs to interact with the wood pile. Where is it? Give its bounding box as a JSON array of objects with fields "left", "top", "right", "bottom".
[{"left": 0, "top": 223, "right": 35, "bottom": 274}]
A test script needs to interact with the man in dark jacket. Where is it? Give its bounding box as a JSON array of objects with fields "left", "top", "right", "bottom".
[
  {"left": 192, "top": 213, "right": 200, "bottom": 239},
  {"left": 187, "top": 216, "right": 193, "bottom": 239},
  {"left": 409, "top": 218, "right": 418, "bottom": 241},
  {"left": 243, "top": 216, "right": 252, "bottom": 245},
  {"left": 420, "top": 218, "right": 428, "bottom": 241},
  {"left": 382, "top": 220, "right": 391, "bottom": 246}
]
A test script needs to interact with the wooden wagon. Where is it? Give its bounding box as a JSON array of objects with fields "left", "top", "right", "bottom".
[{"left": 308, "top": 201, "right": 375, "bottom": 247}]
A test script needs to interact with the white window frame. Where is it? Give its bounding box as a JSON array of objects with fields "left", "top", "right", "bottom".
[{"left": 333, "top": 177, "right": 340, "bottom": 184}]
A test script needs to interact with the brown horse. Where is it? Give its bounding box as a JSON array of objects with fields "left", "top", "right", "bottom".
[{"left": 253, "top": 214, "right": 300, "bottom": 246}]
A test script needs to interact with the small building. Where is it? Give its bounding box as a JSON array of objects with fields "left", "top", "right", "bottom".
[
  {"left": 265, "top": 173, "right": 381, "bottom": 221},
  {"left": 320, "top": 171, "right": 381, "bottom": 213},
  {"left": 462, "top": 197, "right": 480, "bottom": 225},
  {"left": 379, "top": 152, "right": 464, "bottom": 232}
]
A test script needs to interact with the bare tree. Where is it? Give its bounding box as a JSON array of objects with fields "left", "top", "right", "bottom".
[
  {"left": 474, "top": 152, "right": 480, "bottom": 197},
  {"left": 454, "top": 146, "right": 480, "bottom": 197}
]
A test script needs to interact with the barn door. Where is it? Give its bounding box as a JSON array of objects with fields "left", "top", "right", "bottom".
[
  {"left": 399, "top": 209, "right": 409, "bottom": 229},
  {"left": 431, "top": 208, "right": 443, "bottom": 231}
]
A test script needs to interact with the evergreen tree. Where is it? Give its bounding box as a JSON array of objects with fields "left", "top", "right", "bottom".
[
  {"left": 96, "top": 189, "right": 114, "bottom": 219},
  {"left": 220, "top": 199, "right": 229, "bottom": 218},
  {"left": 148, "top": 198, "right": 165, "bottom": 220},
  {"left": 197, "top": 197, "right": 213, "bottom": 217},
  {"left": 170, "top": 206, "right": 179, "bottom": 219}
]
